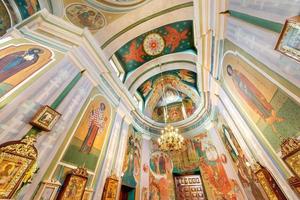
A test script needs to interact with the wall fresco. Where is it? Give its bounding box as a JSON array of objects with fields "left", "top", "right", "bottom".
[
  {"left": 217, "top": 114, "right": 268, "bottom": 200},
  {"left": 0, "top": 42, "right": 53, "bottom": 98},
  {"left": 121, "top": 126, "right": 142, "bottom": 192},
  {"left": 62, "top": 92, "right": 112, "bottom": 171},
  {"left": 14, "top": 0, "right": 40, "bottom": 19},
  {"left": 0, "top": 1, "right": 11, "bottom": 37},
  {"left": 222, "top": 51, "right": 300, "bottom": 153}
]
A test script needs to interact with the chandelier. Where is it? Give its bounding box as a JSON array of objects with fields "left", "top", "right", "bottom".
[
  {"left": 158, "top": 125, "right": 184, "bottom": 151},
  {"left": 157, "top": 65, "right": 184, "bottom": 152}
]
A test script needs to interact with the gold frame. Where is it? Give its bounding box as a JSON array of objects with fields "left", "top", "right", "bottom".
[
  {"left": 280, "top": 137, "right": 300, "bottom": 195},
  {"left": 252, "top": 162, "right": 287, "bottom": 200},
  {"left": 275, "top": 16, "right": 300, "bottom": 62},
  {"left": 0, "top": 136, "right": 38, "bottom": 199},
  {"left": 30, "top": 105, "right": 61, "bottom": 131},
  {"left": 102, "top": 175, "right": 119, "bottom": 200},
  {"left": 56, "top": 167, "right": 88, "bottom": 200}
]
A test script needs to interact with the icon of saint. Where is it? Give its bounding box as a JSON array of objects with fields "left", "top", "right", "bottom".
[
  {"left": 0, "top": 48, "right": 43, "bottom": 83},
  {"left": 80, "top": 103, "right": 107, "bottom": 153}
]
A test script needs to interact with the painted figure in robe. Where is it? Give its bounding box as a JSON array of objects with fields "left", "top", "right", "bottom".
[
  {"left": 0, "top": 48, "right": 42, "bottom": 83},
  {"left": 226, "top": 65, "right": 284, "bottom": 133},
  {"left": 80, "top": 103, "right": 107, "bottom": 153}
]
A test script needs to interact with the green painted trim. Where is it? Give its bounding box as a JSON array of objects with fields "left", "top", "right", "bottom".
[
  {"left": 101, "top": 2, "right": 194, "bottom": 49},
  {"left": 229, "top": 10, "right": 283, "bottom": 33},
  {"left": 25, "top": 71, "right": 84, "bottom": 138},
  {"left": 128, "top": 60, "right": 196, "bottom": 90},
  {"left": 51, "top": 70, "right": 84, "bottom": 109}
]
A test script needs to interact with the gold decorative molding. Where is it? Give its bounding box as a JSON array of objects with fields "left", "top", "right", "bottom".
[
  {"left": 0, "top": 135, "right": 37, "bottom": 159},
  {"left": 71, "top": 166, "right": 88, "bottom": 178},
  {"left": 281, "top": 137, "right": 300, "bottom": 158}
]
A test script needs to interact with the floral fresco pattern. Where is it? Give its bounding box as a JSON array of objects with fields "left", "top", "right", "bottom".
[{"left": 115, "top": 20, "right": 195, "bottom": 74}]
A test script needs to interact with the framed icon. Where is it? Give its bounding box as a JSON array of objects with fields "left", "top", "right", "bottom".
[
  {"left": 275, "top": 16, "right": 300, "bottom": 62},
  {"left": 30, "top": 105, "right": 61, "bottom": 131}
]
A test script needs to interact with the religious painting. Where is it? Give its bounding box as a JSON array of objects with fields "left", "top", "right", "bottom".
[
  {"left": 275, "top": 16, "right": 300, "bottom": 62},
  {"left": 102, "top": 175, "right": 119, "bottom": 200},
  {"left": 0, "top": 1, "right": 11, "bottom": 37},
  {"left": 217, "top": 115, "right": 268, "bottom": 199},
  {"left": 3, "top": 0, "right": 18, "bottom": 25},
  {"left": 222, "top": 52, "right": 300, "bottom": 153},
  {"left": 62, "top": 93, "right": 111, "bottom": 172},
  {"left": 121, "top": 126, "right": 141, "bottom": 188},
  {"left": 115, "top": 20, "right": 195, "bottom": 74},
  {"left": 0, "top": 43, "right": 53, "bottom": 98},
  {"left": 193, "top": 133, "right": 245, "bottom": 200},
  {"left": 149, "top": 141, "right": 175, "bottom": 200},
  {"left": 56, "top": 167, "right": 88, "bottom": 200},
  {"left": 0, "top": 136, "right": 37, "bottom": 199},
  {"left": 13, "top": 0, "right": 40, "bottom": 19},
  {"left": 137, "top": 70, "right": 199, "bottom": 123},
  {"left": 30, "top": 105, "right": 61, "bottom": 131},
  {"left": 169, "top": 139, "right": 199, "bottom": 173},
  {"left": 65, "top": 3, "right": 106, "bottom": 30}
]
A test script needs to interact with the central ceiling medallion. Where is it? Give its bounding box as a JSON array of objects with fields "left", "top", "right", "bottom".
[{"left": 143, "top": 33, "right": 165, "bottom": 56}]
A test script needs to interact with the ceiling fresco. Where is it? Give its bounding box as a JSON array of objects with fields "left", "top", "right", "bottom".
[
  {"left": 65, "top": 3, "right": 107, "bottom": 30},
  {"left": 115, "top": 20, "right": 196, "bottom": 76},
  {"left": 137, "top": 69, "right": 199, "bottom": 123}
]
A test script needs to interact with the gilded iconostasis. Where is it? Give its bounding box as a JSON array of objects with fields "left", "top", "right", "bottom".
[{"left": 0, "top": 0, "right": 300, "bottom": 200}]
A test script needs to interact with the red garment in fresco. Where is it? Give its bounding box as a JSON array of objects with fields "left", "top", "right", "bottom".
[{"left": 80, "top": 103, "right": 107, "bottom": 153}]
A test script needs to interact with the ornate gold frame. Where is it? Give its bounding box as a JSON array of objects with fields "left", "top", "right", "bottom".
[
  {"left": 102, "top": 174, "right": 119, "bottom": 200},
  {"left": 252, "top": 162, "right": 287, "bottom": 200},
  {"left": 275, "top": 16, "right": 300, "bottom": 62},
  {"left": 281, "top": 137, "right": 300, "bottom": 195},
  {"left": 0, "top": 136, "right": 38, "bottom": 199},
  {"left": 30, "top": 105, "right": 61, "bottom": 131},
  {"left": 56, "top": 167, "right": 88, "bottom": 200}
]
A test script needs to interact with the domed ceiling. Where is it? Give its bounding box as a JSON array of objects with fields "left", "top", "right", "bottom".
[
  {"left": 137, "top": 69, "right": 199, "bottom": 123},
  {"left": 112, "top": 19, "right": 201, "bottom": 125}
]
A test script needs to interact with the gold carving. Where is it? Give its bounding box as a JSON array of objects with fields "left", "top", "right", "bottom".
[
  {"left": 102, "top": 174, "right": 119, "bottom": 200},
  {"left": 251, "top": 162, "right": 262, "bottom": 174},
  {"left": 281, "top": 137, "right": 300, "bottom": 179},
  {"left": 0, "top": 136, "right": 38, "bottom": 199},
  {"left": 71, "top": 167, "right": 88, "bottom": 178},
  {"left": 256, "top": 171, "right": 279, "bottom": 200},
  {"left": 56, "top": 167, "right": 88, "bottom": 200},
  {"left": 1, "top": 135, "right": 37, "bottom": 159},
  {"left": 281, "top": 137, "right": 300, "bottom": 157}
]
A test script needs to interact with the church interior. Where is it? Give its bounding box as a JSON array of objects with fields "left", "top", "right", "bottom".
[{"left": 0, "top": 0, "right": 299, "bottom": 199}]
